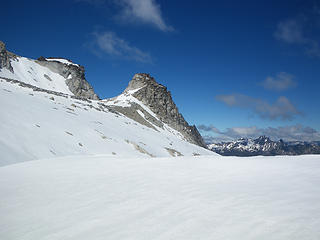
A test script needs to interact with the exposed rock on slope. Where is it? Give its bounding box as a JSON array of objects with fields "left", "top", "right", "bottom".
[
  {"left": 123, "top": 73, "right": 206, "bottom": 148},
  {"left": 37, "top": 57, "right": 99, "bottom": 100},
  {"left": 0, "top": 41, "right": 15, "bottom": 72},
  {"left": 0, "top": 41, "right": 99, "bottom": 100}
]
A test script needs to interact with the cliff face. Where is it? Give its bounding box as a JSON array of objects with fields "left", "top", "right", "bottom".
[
  {"left": 125, "top": 73, "right": 206, "bottom": 148},
  {"left": 36, "top": 57, "right": 99, "bottom": 100},
  {"left": 0, "top": 41, "right": 15, "bottom": 73},
  {"left": 0, "top": 41, "right": 99, "bottom": 100}
]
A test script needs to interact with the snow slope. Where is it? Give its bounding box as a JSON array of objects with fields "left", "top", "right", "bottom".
[
  {"left": 0, "top": 57, "right": 73, "bottom": 94},
  {"left": 0, "top": 78, "right": 213, "bottom": 166},
  {"left": 1, "top": 154, "right": 319, "bottom": 240}
]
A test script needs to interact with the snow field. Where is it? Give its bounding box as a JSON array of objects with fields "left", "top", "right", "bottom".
[{"left": 0, "top": 154, "right": 319, "bottom": 240}]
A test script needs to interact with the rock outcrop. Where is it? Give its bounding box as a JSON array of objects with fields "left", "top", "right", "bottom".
[
  {"left": 124, "top": 73, "right": 206, "bottom": 148},
  {"left": 36, "top": 57, "right": 99, "bottom": 100},
  {"left": 0, "top": 41, "right": 99, "bottom": 100},
  {"left": 0, "top": 41, "right": 15, "bottom": 73}
]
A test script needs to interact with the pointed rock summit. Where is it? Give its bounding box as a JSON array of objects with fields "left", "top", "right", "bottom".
[
  {"left": 125, "top": 73, "right": 206, "bottom": 148},
  {"left": 0, "top": 41, "right": 15, "bottom": 72}
]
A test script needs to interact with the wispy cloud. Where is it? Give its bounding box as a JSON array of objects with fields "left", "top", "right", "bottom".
[
  {"left": 275, "top": 17, "right": 320, "bottom": 57},
  {"left": 216, "top": 94, "right": 301, "bottom": 120},
  {"left": 261, "top": 72, "right": 296, "bottom": 91},
  {"left": 199, "top": 124, "right": 320, "bottom": 143},
  {"left": 115, "top": 0, "right": 173, "bottom": 32},
  {"left": 89, "top": 31, "right": 152, "bottom": 63},
  {"left": 198, "top": 125, "right": 221, "bottom": 134},
  {"left": 274, "top": 19, "right": 306, "bottom": 44},
  {"left": 305, "top": 40, "right": 320, "bottom": 57},
  {"left": 76, "top": 0, "right": 173, "bottom": 31}
]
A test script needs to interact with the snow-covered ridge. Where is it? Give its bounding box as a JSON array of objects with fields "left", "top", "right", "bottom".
[
  {"left": 46, "top": 57, "right": 80, "bottom": 67},
  {"left": 0, "top": 41, "right": 212, "bottom": 166},
  {"left": 0, "top": 41, "right": 206, "bottom": 150},
  {"left": 0, "top": 76, "right": 213, "bottom": 166}
]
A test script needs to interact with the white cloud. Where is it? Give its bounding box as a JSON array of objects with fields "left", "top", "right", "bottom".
[
  {"left": 262, "top": 72, "right": 296, "bottom": 91},
  {"left": 75, "top": 0, "right": 173, "bottom": 31},
  {"left": 115, "top": 0, "right": 173, "bottom": 31},
  {"left": 199, "top": 124, "right": 320, "bottom": 142},
  {"left": 275, "top": 17, "right": 320, "bottom": 58},
  {"left": 90, "top": 31, "right": 152, "bottom": 63},
  {"left": 216, "top": 94, "right": 301, "bottom": 120}
]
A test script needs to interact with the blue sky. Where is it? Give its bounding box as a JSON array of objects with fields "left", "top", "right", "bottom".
[{"left": 2, "top": 0, "right": 320, "bottom": 141}]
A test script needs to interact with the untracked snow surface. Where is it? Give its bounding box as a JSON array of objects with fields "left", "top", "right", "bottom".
[{"left": 1, "top": 154, "right": 320, "bottom": 240}]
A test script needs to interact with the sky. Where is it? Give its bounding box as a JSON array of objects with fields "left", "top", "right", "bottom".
[{"left": 1, "top": 0, "right": 320, "bottom": 142}]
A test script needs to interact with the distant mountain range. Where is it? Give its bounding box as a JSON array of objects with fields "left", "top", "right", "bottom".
[{"left": 208, "top": 136, "right": 320, "bottom": 156}]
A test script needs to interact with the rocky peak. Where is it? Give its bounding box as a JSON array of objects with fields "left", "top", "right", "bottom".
[
  {"left": 125, "top": 73, "right": 206, "bottom": 148},
  {"left": 36, "top": 57, "right": 99, "bottom": 100},
  {"left": 125, "top": 73, "right": 162, "bottom": 91},
  {"left": 0, "top": 41, "right": 15, "bottom": 73},
  {"left": 254, "top": 136, "right": 272, "bottom": 145}
]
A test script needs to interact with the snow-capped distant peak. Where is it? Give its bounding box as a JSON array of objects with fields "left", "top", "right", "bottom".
[{"left": 208, "top": 136, "right": 320, "bottom": 156}]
